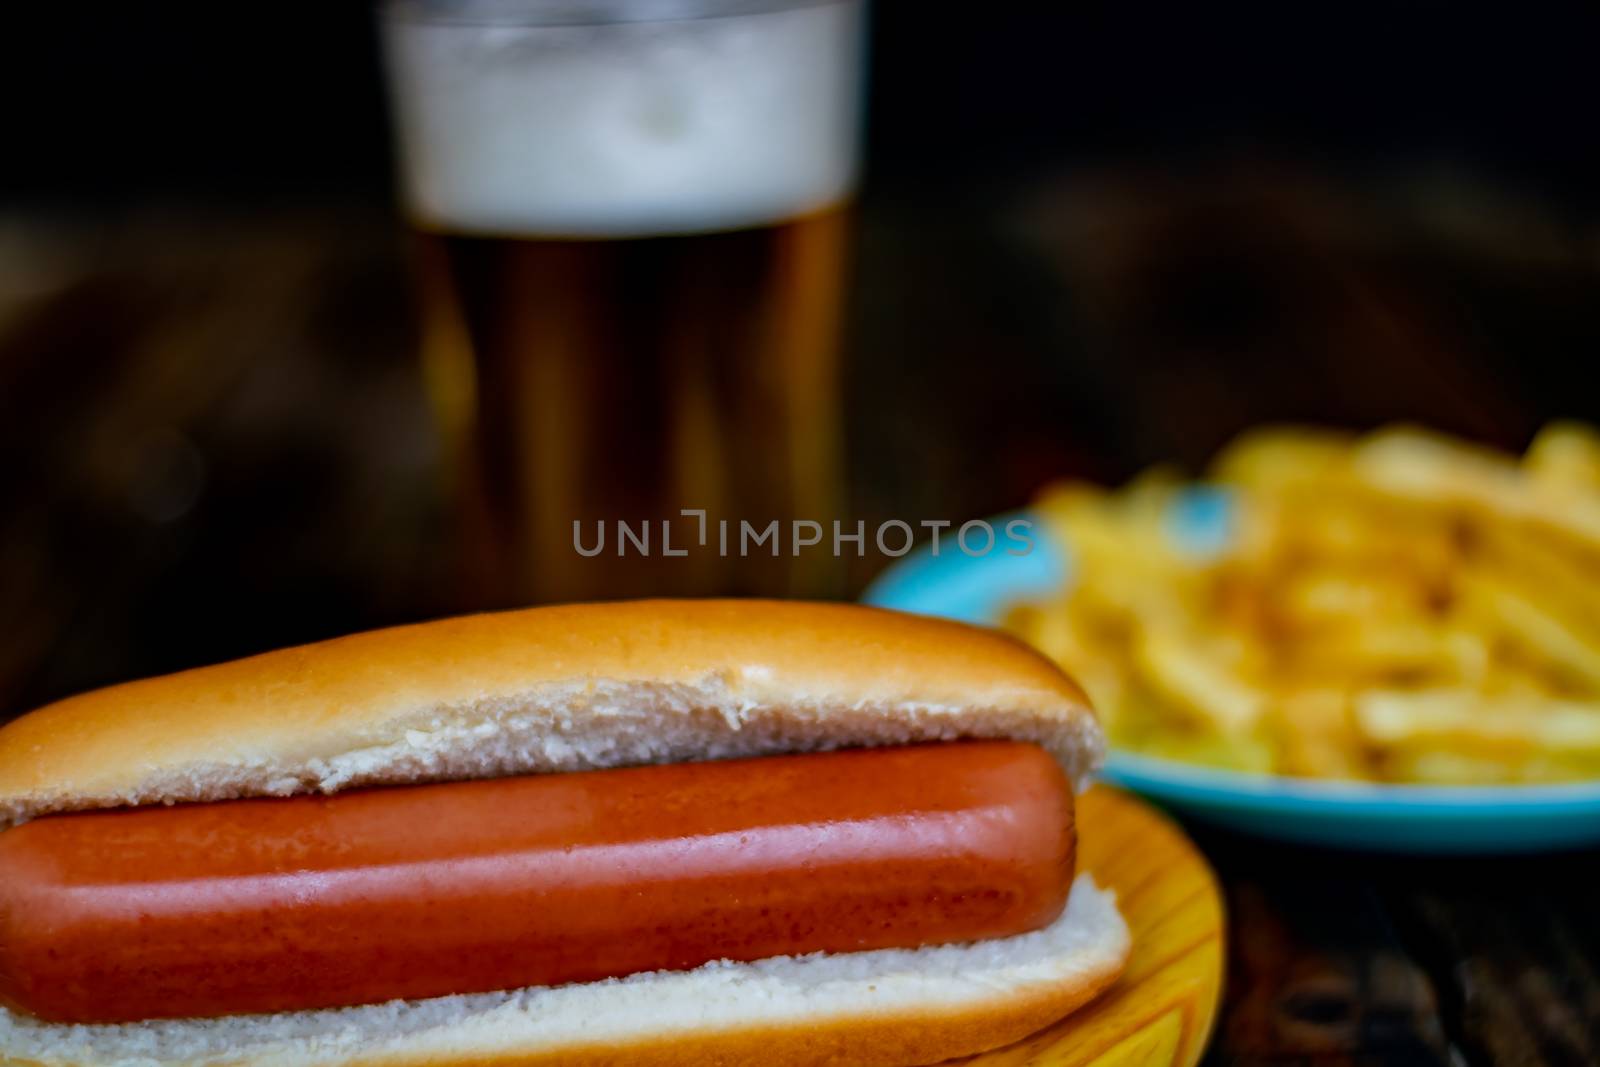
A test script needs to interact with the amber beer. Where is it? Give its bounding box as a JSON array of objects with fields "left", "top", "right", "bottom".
[{"left": 383, "top": 0, "right": 864, "bottom": 604}]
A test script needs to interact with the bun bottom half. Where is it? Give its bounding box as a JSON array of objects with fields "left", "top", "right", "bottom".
[{"left": 0, "top": 876, "right": 1128, "bottom": 1067}]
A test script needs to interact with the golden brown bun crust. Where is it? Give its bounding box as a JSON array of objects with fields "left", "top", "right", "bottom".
[{"left": 0, "top": 599, "right": 1100, "bottom": 826}]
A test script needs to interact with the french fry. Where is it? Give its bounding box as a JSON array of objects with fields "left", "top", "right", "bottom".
[
  {"left": 1131, "top": 627, "right": 1268, "bottom": 735},
  {"left": 1007, "top": 420, "right": 1600, "bottom": 784},
  {"left": 1210, "top": 426, "right": 1355, "bottom": 491},
  {"left": 1267, "top": 688, "right": 1373, "bottom": 780},
  {"left": 1526, "top": 421, "right": 1600, "bottom": 492},
  {"left": 1455, "top": 570, "right": 1600, "bottom": 690},
  {"left": 1472, "top": 522, "right": 1600, "bottom": 641},
  {"left": 1356, "top": 691, "right": 1600, "bottom": 760},
  {"left": 1274, "top": 569, "right": 1435, "bottom": 631},
  {"left": 1135, "top": 729, "right": 1277, "bottom": 774},
  {"left": 1281, "top": 622, "right": 1489, "bottom": 687}
]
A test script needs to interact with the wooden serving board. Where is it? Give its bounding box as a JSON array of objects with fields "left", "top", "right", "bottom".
[{"left": 962, "top": 785, "right": 1225, "bottom": 1067}]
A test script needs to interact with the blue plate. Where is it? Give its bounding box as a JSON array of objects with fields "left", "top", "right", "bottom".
[{"left": 862, "top": 499, "right": 1600, "bottom": 853}]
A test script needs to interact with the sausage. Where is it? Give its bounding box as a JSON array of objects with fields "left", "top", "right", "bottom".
[{"left": 0, "top": 740, "right": 1074, "bottom": 1024}]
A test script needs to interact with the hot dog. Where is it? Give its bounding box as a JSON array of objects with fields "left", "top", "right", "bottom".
[
  {"left": 0, "top": 599, "right": 1129, "bottom": 1067},
  {"left": 1, "top": 742, "right": 1074, "bottom": 1024}
]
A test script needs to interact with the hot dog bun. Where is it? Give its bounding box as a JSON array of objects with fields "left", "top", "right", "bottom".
[
  {"left": 0, "top": 599, "right": 1128, "bottom": 1067},
  {"left": 0, "top": 600, "right": 1103, "bottom": 828}
]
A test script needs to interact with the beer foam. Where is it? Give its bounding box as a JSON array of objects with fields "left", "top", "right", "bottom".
[{"left": 383, "top": 2, "right": 863, "bottom": 238}]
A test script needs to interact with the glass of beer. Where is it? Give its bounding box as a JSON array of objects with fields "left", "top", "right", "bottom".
[{"left": 381, "top": 0, "right": 866, "bottom": 605}]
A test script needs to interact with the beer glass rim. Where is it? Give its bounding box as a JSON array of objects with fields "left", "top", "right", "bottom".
[{"left": 381, "top": 0, "right": 852, "bottom": 28}]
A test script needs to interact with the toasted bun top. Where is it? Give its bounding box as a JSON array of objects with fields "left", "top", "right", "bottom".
[{"left": 0, "top": 599, "right": 1101, "bottom": 828}]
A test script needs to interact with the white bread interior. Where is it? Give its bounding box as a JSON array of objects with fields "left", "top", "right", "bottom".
[{"left": 0, "top": 600, "right": 1125, "bottom": 1067}]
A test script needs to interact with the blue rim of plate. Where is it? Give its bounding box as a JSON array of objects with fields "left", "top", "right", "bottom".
[{"left": 861, "top": 501, "right": 1600, "bottom": 852}]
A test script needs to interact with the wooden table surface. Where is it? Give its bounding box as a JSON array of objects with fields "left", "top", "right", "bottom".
[{"left": 2, "top": 190, "right": 1598, "bottom": 1066}]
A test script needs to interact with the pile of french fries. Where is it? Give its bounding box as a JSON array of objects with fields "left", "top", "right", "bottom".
[{"left": 1005, "top": 422, "right": 1600, "bottom": 784}]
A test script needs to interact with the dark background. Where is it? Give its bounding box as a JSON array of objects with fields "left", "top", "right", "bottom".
[
  {"left": 4, "top": 0, "right": 1599, "bottom": 708},
  {"left": 8, "top": 4, "right": 1600, "bottom": 207},
  {"left": 4, "top": 7, "right": 1600, "bottom": 1065}
]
